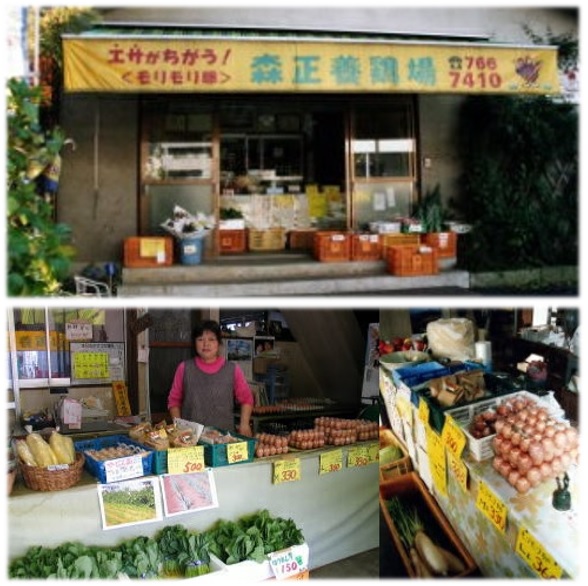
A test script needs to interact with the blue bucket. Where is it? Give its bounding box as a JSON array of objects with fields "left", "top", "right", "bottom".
[{"left": 178, "top": 236, "right": 204, "bottom": 265}]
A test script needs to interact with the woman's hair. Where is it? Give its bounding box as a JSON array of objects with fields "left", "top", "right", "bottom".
[{"left": 192, "top": 320, "right": 223, "bottom": 344}]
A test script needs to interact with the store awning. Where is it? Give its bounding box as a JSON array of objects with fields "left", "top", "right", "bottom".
[{"left": 63, "top": 34, "right": 560, "bottom": 95}]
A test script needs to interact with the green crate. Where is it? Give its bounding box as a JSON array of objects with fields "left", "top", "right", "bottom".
[{"left": 198, "top": 428, "right": 257, "bottom": 467}]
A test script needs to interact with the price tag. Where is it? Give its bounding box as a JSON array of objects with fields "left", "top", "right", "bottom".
[
  {"left": 366, "top": 441, "right": 379, "bottom": 464},
  {"left": 112, "top": 381, "right": 132, "bottom": 416},
  {"left": 226, "top": 441, "right": 248, "bottom": 464},
  {"left": 347, "top": 445, "right": 370, "bottom": 468},
  {"left": 515, "top": 526, "right": 563, "bottom": 579},
  {"left": 396, "top": 396, "right": 411, "bottom": 420},
  {"left": 269, "top": 544, "right": 309, "bottom": 580},
  {"left": 319, "top": 449, "right": 343, "bottom": 475},
  {"left": 418, "top": 398, "right": 430, "bottom": 424},
  {"left": 167, "top": 446, "right": 205, "bottom": 475},
  {"left": 476, "top": 481, "right": 507, "bottom": 533},
  {"left": 441, "top": 415, "right": 466, "bottom": 458},
  {"left": 103, "top": 455, "right": 144, "bottom": 483},
  {"left": 273, "top": 458, "right": 301, "bottom": 484},
  {"left": 426, "top": 427, "right": 447, "bottom": 496},
  {"left": 446, "top": 450, "right": 468, "bottom": 493}
]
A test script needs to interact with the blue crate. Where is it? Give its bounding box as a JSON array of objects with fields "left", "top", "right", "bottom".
[
  {"left": 391, "top": 361, "right": 450, "bottom": 389},
  {"left": 74, "top": 434, "right": 155, "bottom": 483}
]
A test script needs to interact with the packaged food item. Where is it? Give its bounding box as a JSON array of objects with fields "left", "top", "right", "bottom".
[{"left": 25, "top": 432, "right": 58, "bottom": 467}]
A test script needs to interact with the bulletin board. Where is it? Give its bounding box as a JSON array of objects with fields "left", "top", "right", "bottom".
[{"left": 70, "top": 342, "right": 126, "bottom": 385}]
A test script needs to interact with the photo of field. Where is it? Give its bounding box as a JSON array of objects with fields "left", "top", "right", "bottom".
[
  {"left": 161, "top": 470, "right": 218, "bottom": 517},
  {"left": 98, "top": 478, "right": 162, "bottom": 529}
]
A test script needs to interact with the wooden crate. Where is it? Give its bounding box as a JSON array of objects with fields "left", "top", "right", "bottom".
[
  {"left": 219, "top": 229, "right": 246, "bottom": 253},
  {"left": 314, "top": 231, "right": 350, "bottom": 262},
  {"left": 387, "top": 245, "right": 438, "bottom": 276},
  {"left": 351, "top": 233, "right": 382, "bottom": 261},
  {"left": 379, "top": 426, "right": 412, "bottom": 482},
  {"left": 248, "top": 228, "right": 286, "bottom": 251},
  {"left": 123, "top": 237, "right": 174, "bottom": 268},
  {"left": 422, "top": 232, "right": 457, "bottom": 258},
  {"left": 380, "top": 472, "right": 478, "bottom": 578}
]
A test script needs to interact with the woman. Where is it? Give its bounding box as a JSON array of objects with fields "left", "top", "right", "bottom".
[{"left": 167, "top": 320, "right": 254, "bottom": 436}]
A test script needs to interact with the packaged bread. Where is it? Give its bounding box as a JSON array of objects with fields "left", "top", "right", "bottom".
[
  {"left": 15, "top": 439, "right": 38, "bottom": 467},
  {"left": 49, "top": 431, "right": 75, "bottom": 464}
]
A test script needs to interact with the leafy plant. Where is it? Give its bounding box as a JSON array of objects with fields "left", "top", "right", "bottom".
[
  {"left": 414, "top": 184, "right": 446, "bottom": 233},
  {"left": 7, "top": 78, "right": 76, "bottom": 296}
]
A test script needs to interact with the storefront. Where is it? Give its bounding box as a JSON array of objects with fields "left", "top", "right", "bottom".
[{"left": 54, "top": 7, "right": 569, "bottom": 271}]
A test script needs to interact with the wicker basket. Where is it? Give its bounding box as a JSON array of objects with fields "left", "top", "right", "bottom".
[{"left": 20, "top": 452, "right": 85, "bottom": 492}]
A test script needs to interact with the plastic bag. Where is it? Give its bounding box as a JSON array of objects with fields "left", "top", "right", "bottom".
[{"left": 426, "top": 318, "right": 475, "bottom": 361}]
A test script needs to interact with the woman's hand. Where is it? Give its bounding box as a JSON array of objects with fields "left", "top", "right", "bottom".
[{"left": 238, "top": 422, "right": 253, "bottom": 437}]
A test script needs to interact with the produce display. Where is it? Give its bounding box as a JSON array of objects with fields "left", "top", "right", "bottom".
[
  {"left": 385, "top": 497, "right": 468, "bottom": 578},
  {"left": 199, "top": 428, "right": 244, "bottom": 444},
  {"left": 315, "top": 417, "right": 378, "bottom": 444},
  {"left": 8, "top": 510, "right": 304, "bottom": 579},
  {"left": 83, "top": 443, "right": 151, "bottom": 461},
  {"left": 489, "top": 395, "right": 579, "bottom": 493},
  {"left": 14, "top": 431, "right": 75, "bottom": 467},
  {"left": 255, "top": 432, "right": 290, "bottom": 456}
]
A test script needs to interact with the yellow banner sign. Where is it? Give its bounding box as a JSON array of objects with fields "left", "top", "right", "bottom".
[{"left": 64, "top": 38, "right": 560, "bottom": 94}]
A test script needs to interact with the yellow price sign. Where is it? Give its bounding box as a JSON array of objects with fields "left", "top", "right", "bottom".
[
  {"left": 167, "top": 446, "right": 205, "bottom": 475},
  {"left": 515, "top": 526, "right": 563, "bottom": 579},
  {"left": 319, "top": 449, "right": 343, "bottom": 474},
  {"left": 273, "top": 458, "right": 301, "bottom": 484},
  {"left": 426, "top": 427, "right": 447, "bottom": 496},
  {"left": 446, "top": 450, "right": 468, "bottom": 493},
  {"left": 396, "top": 396, "right": 411, "bottom": 420},
  {"left": 112, "top": 381, "right": 132, "bottom": 416},
  {"left": 226, "top": 441, "right": 249, "bottom": 464},
  {"left": 441, "top": 415, "right": 467, "bottom": 458},
  {"left": 366, "top": 441, "right": 379, "bottom": 464},
  {"left": 418, "top": 398, "right": 430, "bottom": 425},
  {"left": 476, "top": 481, "right": 507, "bottom": 533},
  {"left": 348, "top": 445, "right": 371, "bottom": 468}
]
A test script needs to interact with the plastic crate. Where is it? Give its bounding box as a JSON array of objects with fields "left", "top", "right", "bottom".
[
  {"left": 422, "top": 231, "right": 457, "bottom": 258},
  {"left": 386, "top": 245, "right": 439, "bottom": 276},
  {"left": 313, "top": 231, "right": 350, "bottom": 262},
  {"left": 198, "top": 428, "right": 257, "bottom": 467},
  {"left": 391, "top": 361, "right": 451, "bottom": 388},
  {"left": 177, "top": 236, "right": 204, "bottom": 265},
  {"left": 288, "top": 230, "right": 317, "bottom": 251},
  {"left": 74, "top": 435, "right": 154, "bottom": 483},
  {"left": 380, "top": 472, "right": 478, "bottom": 578},
  {"left": 381, "top": 233, "right": 421, "bottom": 255},
  {"left": 248, "top": 228, "right": 286, "bottom": 251},
  {"left": 219, "top": 229, "right": 246, "bottom": 253},
  {"left": 123, "top": 237, "right": 174, "bottom": 268},
  {"left": 351, "top": 233, "right": 382, "bottom": 261}
]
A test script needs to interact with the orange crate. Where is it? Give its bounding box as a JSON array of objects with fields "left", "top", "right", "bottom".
[
  {"left": 288, "top": 229, "right": 317, "bottom": 251},
  {"left": 314, "top": 231, "right": 350, "bottom": 262},
  {"left": 380, "top": 472, "right": 478, "bottom": 578},
  {"left": 387, "top": 245, "right": 438, "bottom": 276},
  {"left": 123, "top": 237, "right": 174, "bottom": 268},
  {"left": 351, "top": 233, "right": 382, "bottom": 261},
  {"left": 219, "top": 229, "right": 246, "bottom": 253},
  {"left": 422, "top": 231, "right": 457, "bottom": 258}
]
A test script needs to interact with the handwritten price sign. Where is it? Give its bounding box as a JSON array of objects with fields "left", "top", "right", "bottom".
[
  {"left": 226, "top": 441, "right": 248, "bottom": 464},
  {"left": 319, "top": 449, "right": 343, "bottom": 475},
  {"left": 476, "top": 481, "right": 507, "bottom": 533},
  {"left": 441, "top": 415, "right": 466, "bottom": 458},
  {"left": 446, "top": 450, "right": 468, "bottom": 493},
  {"left": 515, "top": 526, "right": 563, "bottom": 579},
  {"left": 366, "top": 441, "right": 379, "bottom": 464},
  {"left": 418, "top": 398, "right": 430, "bottom": 425},
  {"left": 167, "top": 446, "right": 205, "bottom": 475},
  {"left": 273, "top": 458, "right": 301, "bottom": 484},
  {"left": 269, "top": 544, "right": 309, "bottom": 580},
  {"left": 426, "top": 428, "right": 447, "bottom": 496},
  {"left": 103, "top": 455, "right": 144, "bottom": 483},
  {"left": 348, "top": 445, "right": 370, "bottom": 468}
]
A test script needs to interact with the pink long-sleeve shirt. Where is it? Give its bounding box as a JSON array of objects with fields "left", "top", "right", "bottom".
[{"left": 167, "top": 356, "right": 254, "bottom": 410}]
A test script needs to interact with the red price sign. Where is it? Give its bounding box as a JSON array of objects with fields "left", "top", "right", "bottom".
[
  {"left": 476, "top": 481, "right": 507, "bottom": 533},
  {"left": 167, "top": 446, "right": 205, "bottom": 475},
  {"left": 515, "top": 527, "right": 563, "bottom": 579},
  {"left": 273, "top": 459, "right": 301, "bottom": 484},
  {"left": 227, "top": 441, "right": 248, "bottom": 464},
  {"left": 441, "top": 415, "right": 466, "bottom": 458}
]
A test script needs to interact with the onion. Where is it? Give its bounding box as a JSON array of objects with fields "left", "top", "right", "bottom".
[
  {"left": 498, "top": 460, "right": 513, "bottom": 478},
  {"left": 517, "top": 453, "right": 533, "bottom": 474},
  {"left": 508, "top": 447, "right": 522, "bottom": 467},
  {"left": 534, "top": 420, "right": 546, "bottom": 433},
  {"left": 508, "top": 469, "right": 521, "bottom": 487},
  {"left": 559, "top": 452, "right": 572, "bottom": 470},
  {"left": 510, "top": 430, "right": 522, "bottom": 446},
  {"left": 526, "top": 415, "right": 538, "bottom": 428},
  {"left": 494, "top": 419, "right": 505, "bottom": 434},
  {"left": 550, "top": 456, "right": 564, "bottom": 476},
  {"left": 519, "top": 435, "right": 531, "bottom": 452},
  {"left": 539, "top": 461, "right": 553, "bottom": 480},
  {"left": 493, "top": 456, "right": 505, "bottom": 472},
  {"left": 517, "top": 409, "right": 529, "bottom": 422},
  {"left": 528, "top": 443, "right": 544, "bottom": 465},
  {"left": 541, "top": 437, "right": 555, "bottom": 462},
  {"left": 492, "top": 436, "right": 504, "bottom": 453},
  {"left": 565, "top": 427, "right": 579, "bottom": 449},
  {"left": 544, "top": 425, "right": 556, "bottom": 439},
  {"left": 501, "top": 423, "right": 513, "bottom": 439}
]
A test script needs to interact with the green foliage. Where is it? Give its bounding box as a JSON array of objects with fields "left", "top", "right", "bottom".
[
  {"left": 413, "top": 183, "right": 447, "bottom": 233},
  {"left": 452, "top": 95, "right": 578, "bottom": 271},
  {"left": 7, "top": 78, "right": 76, "bottom": 296}
]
